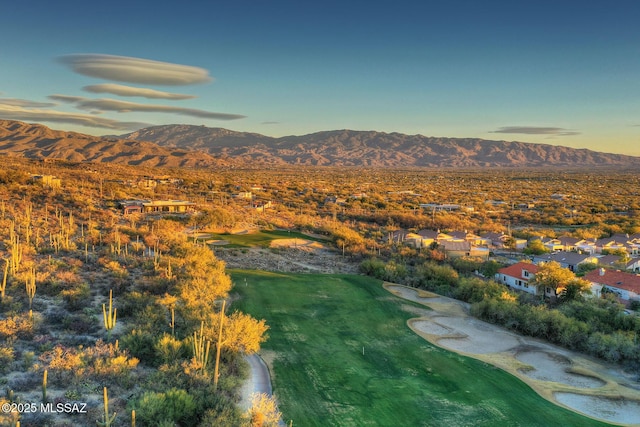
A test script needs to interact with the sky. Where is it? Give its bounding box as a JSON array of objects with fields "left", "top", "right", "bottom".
[{"left": 1, "top": 0, "right": 640, "bottom": 155}]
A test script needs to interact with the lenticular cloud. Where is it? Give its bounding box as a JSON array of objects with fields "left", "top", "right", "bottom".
[{"left": 58, "top": 54, "right": 212, "bottom": 86}]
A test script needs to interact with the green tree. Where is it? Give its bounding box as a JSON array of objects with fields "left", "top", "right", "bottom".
[
  {"left": 530, "top": 261, "right": 576, "bottom": 299},
  {"left": 558, "top": 279, "right": 592, "bottom": 303},
  {"left": 523, "top": 239, "right": 548, "bottom": 255}
]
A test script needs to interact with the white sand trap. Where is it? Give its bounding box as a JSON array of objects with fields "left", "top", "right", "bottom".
[
  {"left": 384, "top": 283, "right": 640, "bottom": 425},
  {"left": 554, "top": 393, "right": 640, "bottom": 425},
  {"left": 411, "top": 319, "right": 452, "bottom": 336},
  {"left": 517, "top": 351, "right": 606, "bottom": 388},
  {"left": 429, "top": 316, "right": 521, "bottom": 354}
]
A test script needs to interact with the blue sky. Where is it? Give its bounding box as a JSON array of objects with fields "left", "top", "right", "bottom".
[{"left": 2, "top": 0, "right": 640, "bottom": 155}]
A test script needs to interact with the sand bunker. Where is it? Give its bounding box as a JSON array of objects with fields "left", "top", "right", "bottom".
[
  {"left": 270, "top": 238, "right": 327, "bottom": 250},
  {"left": 554, "top": 393, "right": 640, "bottom": 425},
  {"left": 516, "top": 351, "right": 606, "bottom": 388},
  {"left": 385, "top": 283, "right": 640, "bottom": 426}
]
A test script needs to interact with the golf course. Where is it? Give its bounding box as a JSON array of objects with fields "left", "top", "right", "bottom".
[{"left": 232, "top": 270, "right": 613, "bottom": 427}]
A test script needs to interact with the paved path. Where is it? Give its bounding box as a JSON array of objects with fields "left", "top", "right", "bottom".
[{"left": 239, "top": 354, "right": 273, "bottom": 410}]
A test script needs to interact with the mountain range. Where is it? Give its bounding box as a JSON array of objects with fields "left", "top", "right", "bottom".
[{"left": 2, "top": 119, "right": 639, "bottom": 168}]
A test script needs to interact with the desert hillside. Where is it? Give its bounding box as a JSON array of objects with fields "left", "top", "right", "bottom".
[
  {"left": 2, "top": 120, "right": 639, "bottom": 168},
  {"left": 122, "top": 124, "right": 640, "bottom": 168}
]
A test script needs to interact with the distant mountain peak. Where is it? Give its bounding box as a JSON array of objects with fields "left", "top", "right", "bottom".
[
  {"left": 119, "top": 124, "right": 640, "bottom": 168},
  {"left": 0, "top": 120, "right": 639, "bottom": 168}
]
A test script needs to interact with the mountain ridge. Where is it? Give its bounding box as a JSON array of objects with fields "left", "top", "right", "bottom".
[
  {"left": 1, "top": 120, "right": 639, "bottom": 168},
  {"left": 121, "top": 124, "right": 640, "bottom": 168}
]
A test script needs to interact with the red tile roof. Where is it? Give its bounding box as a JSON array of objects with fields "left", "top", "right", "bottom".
[
  {"left": 497, "top": 262, "right": 539, "bottom": 280},
  {"left": 584, "top": 269, "right": 640, "bottom": 294}
]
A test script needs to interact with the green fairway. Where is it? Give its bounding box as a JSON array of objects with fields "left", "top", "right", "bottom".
[
  {"left": 207, "top": 230, "right": 327, "bottom": 247},
  {"left": 231, "top": 270, "right": 612, "bottom": 427}
]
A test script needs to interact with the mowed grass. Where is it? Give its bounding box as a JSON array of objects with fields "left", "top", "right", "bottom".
[
  {"left": 231, "top": 270, "right": 611, "bottom": 427},
  {"left": 208, "top": 230, "right": 327, "bottom": 247}
]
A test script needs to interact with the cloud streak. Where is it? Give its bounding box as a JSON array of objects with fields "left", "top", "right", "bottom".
[
  {"left": 0, "top": 98, "right": 57, "bottom": 108},
  {"left": 0, "top": 103, "right": 149, "bottom": 130},
  {"left": 50, "top": 95, "right": 246, "bottom": 120},
  {"left": 58, "top": 54, "right": 212, "bottom": 85},
  {"left": 83, "top": 83, "right": 196, "bottom": 100},
  {"left": 491, "top": 126, "right": 580, "bottom": 136}
]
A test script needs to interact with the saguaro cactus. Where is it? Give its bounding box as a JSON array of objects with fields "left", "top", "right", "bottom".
[
  {"left": 25, "top": 267, "right": 36, "bottom": 311},
  {"left": 193, "top": 321, "right": 211, "bottom": 375},
  {"left": 42, "top": 369, "right": 48, "bottom": 403},
  {"left": 97, "top": 387, "right": 117, "bottom": 427},
  {"left": 0, "top": 258, "right": 9, "bottom": 301},
  {"left": 214, "top": 300, "right": 226, "bottom": 389},
  {"left": 102, "top": 289, "right": 117, "bottom": 339}
]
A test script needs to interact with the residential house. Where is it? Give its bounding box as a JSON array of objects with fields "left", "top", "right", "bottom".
[
  {"left": 583, "top": 268, "right": 640, "bottom": 306},
  {"left": 558, "top": 236, "right": 582, "bottom": 252},
  {"left": 576, "top": 239, "right": 597, "bottom": 254},
  {"left": 480, "top": 232, "right": 508, "bottom": 248},
  {"left": 597, "top": 255, "right": 640, "bottom": 272},
  {"left": 597, "top": 254, "right": 625, "bottom": 268},
  {"left": 540, "top": 237, "right": 565, "bottom": 252},
  {"left": 120, "top": 200, "right": 196, "bottom": 215},
  {"left": 447, "top": 231, "right": 487, "bottom": 246},
  {"left": 495, "top": 262, "right": 540, "bottom": 295},
  {"left": 596, "top": 238, "right": 628, "bottom": 255},
  {"left": 419, "top": 203, "right": 461, "bottom": 211},
  {"left": 626, "top": 258, "right": 640, "bottom": 272},
  {"left": 388, "top": 229, "right": 423, "bottom": 248},
  {"left": 533, "top": 251, "right": 598, "bottom": 272},
  {"left": 440, "top": 240, "right": 489, "bottom": 260},
  {"left": 416, "top": 229, "right": 439, "bottom": 248}
]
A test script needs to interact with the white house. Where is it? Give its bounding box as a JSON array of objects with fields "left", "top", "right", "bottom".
[
  {"left": 583, "top": 268, "right": 640, "bottom": 306},
  {"left": 495, "top": 262, "right": 540, "bottom": 295}
]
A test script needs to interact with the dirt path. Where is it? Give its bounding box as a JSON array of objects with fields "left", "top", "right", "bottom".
[{"left": 385, "top": 283, "right": 640, "bottom": 426}]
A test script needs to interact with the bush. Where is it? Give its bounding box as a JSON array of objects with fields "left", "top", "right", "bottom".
[
  {"left": 0, "top": 346, "right": 14, "bottom": 373},
  {"left": 121, "top": 329, "right": 159, "bottom": 367},
  {"left": 154, "top": 334, "right": 187, "bottom": 365},
  {"left": 60, "top": 282, "right": 91, "bottom": 311},
  {"left": 133, "top": 388, "right": 197, "bottom": 426}
]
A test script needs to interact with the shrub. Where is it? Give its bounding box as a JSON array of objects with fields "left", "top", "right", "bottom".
[
  {"left": 60, "top": 282, "right": 91, "bottom": 311},
  {"left": 0, "top": 346, "right": 15, "bottom": 373},
  {"left": 121, "top": 329, "right": 159, "bottom": 367},
  {"left": 39, "top": 346, "right": 84, "bottom": 382},
  {"left": 0, "top": 313, "right": 36, "bottom": 340},
  {"left": 133, "top": 388, "right": 197, "bottom": 426},
  {"left": 154, "top": 334, "right": 187, "bottom": 365}
]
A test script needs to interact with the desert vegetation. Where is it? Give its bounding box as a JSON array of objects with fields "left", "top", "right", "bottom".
[
  {"left": 1, "top": 155, "right": 639, "bottom": 425},
  {"left": 0, "top": 158, "right": 270, "bottom": 426}
]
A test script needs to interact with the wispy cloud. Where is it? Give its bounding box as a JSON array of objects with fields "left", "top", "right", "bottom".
[
  {"left": 261, "top": 121, "right": 280, "bottom": 125},
  {"left": 491, "top": 126, "right": 580, "bottom": 136},
  {"left": 50, "top": 95, "right": 246, "bottom": 120},
  {"left": 58, "top": 54, "right": 212, "bottom": 85},
  {"left": 0, "top": 103, "right": 149, "bottom": 130},
  {"left": 0, "top": 98, "right": 57, "bottom": 108},
  {"left": 83, "top": 83, "right": 196, "bottom": 100},
  {"left": 48, "top": 95, "right": 86, "bottom": 103}
]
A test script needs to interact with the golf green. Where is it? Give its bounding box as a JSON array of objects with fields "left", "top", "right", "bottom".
[{"left": 232, "top": 270, "right": 610, "bottom": 427}]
